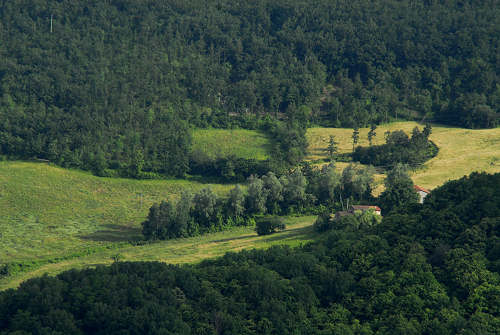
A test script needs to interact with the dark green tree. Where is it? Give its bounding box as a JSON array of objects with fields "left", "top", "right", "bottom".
[
  {"left": 326, "top": 135, "right": 339, "bottom": 161},
  {"left": 368, "top": 124, "right": 377, "bottom": 146},
  {"left": 378, "top": 164, "right": 419, "bottom": 214},
  {"left": 352, "top": 127, "right": 360, "bottom": 152}
]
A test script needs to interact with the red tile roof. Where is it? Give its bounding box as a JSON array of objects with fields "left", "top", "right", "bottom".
[{"left": 414, "top": 185, "right": 430, "bottom": 193}]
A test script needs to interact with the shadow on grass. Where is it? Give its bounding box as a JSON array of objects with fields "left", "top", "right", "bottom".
[
  {"left": 212, "top": 225, "right": 315, "bottom": 244},
  {"left": 212, "top": 234, "right": 256, "bottom": 243},
  {"left": 261, "top": 225, "right": 316, "bottom": 243},
  {"left": 80, "top": 224, "right": 142, "bottom": 242}
]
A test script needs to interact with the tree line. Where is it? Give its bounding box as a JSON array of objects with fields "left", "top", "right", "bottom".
[
  {"left": 142, "top": 162, "right": 377, "bottom": 240},
  {"left": 2, "top": 172, "right": 500, "bottom": 334},
  {"left": 352, "top": 125, "right": 438, "bottom": 168}
]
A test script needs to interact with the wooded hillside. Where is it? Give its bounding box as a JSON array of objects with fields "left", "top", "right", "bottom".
[{"left": 1, "top": 0, "right": 499, "bottom": 177}]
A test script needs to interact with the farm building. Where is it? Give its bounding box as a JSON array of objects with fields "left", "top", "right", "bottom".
[{"left": 414, "top": 185, "right": 430, "bottom": 204}]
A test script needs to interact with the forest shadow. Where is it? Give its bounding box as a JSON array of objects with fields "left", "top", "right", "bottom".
[
  {"left": 262, "top": 225, "right": 315, "bottom": 243},
  {"left": 81, "top": 224, "right": 142, "bottom": 242},
  {"left": 212, "top": 234, "right": 256, "bottom": 243}
]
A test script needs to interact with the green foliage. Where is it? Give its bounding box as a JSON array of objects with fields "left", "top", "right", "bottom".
[
  {"left": 352, "top": 127, "right": 360, "bottom": 152},
  {"left": 353, "top": 126, "right": 438, "bottom": 168},
  {"left": 368, "top": 124, "right": 377, "bottom": 146},
  {"left": 378, "top": 163, "right": 419, "bottom": 214},
  {"left": 2, "top": 0, "right": 499, "bottom": 183},
  {"left": 326, "top": 135, "right": 339, "bottom": 160},
  {"left": 341, "top": 164, "right": 376, "bottom": 201},
  {"left": 3, "top": 173, "right": 500, "bottom": 334},
  {"left": 255, "top": 217, "right": 286, "bottom": 236},
  {"left": 1, "top": 0, "right": 498, "bottom": 134},
  {"left": 142, "top": 163, "right": 376, "bottom": 240},
  {"left": 314, "top": 209, "right": 381, "bottom": 232}
]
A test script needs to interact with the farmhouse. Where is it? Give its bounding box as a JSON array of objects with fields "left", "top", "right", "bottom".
[{"left": 414, "top": 185, "right": 430, "bottom": 204}]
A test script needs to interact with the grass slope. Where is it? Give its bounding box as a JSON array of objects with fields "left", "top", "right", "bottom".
[
  {"left": 0, "top": 161, "right": 315, "bottom": 289},
  {"left": 0, "top": 161, "right": 233, "bottom": 262},
  {"left": 307, "top": 122, "right": 500, "bottom": 189},
  {"left": 192, "top": 129, "right": 271, "bottom": 160},
  {"left": 0, "top": 216, "right": 316, "bottom": 290}
]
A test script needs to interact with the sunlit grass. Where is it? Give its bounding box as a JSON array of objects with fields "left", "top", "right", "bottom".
[
  {"left": 307, "top": 122, "right": 500, "bottom": 190},
  {"left": 0, "top": 215, "right": 317, "bottom": 290},
  {"left": 192, "top": 128, "right": 271, "bottom": 160},
  {"left": 0, "top": 161, "right": 234, "bottom": 263}
]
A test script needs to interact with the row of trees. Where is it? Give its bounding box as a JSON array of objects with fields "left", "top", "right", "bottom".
[
  {"left": 352, "top": 125, "right": 438, "bottom": 167},
  {"left": 142, "top": 187, "right": 250, "bottom": 240},
  {"left": 142, "top": 163, "right": 377, "bottom": 240},
  {"left": 2, "top": 172, "right": 500, "bottom": 334}
]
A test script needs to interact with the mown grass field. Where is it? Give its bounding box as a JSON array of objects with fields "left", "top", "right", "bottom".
[
  {"left": 0, "top": 158, "right": 315, "bottom": 290},
  {"left": 2, "top": 122, "right": 499, "bottom": 289},
  {"left": 0, "top": 212, "right": 316, "bottom": 290},
  {"left": 0, "top": 162, "right": 235, "bottom": 262},
  {"left": 192, "top": 129, "right": 271, "bottom": 160},
  {"left": 307, "top": 122, "right": 500, "bottom": 190}
]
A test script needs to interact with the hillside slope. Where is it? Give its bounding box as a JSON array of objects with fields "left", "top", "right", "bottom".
[{"left": 0, "top": 161, "right": 233, "bottom": 262}]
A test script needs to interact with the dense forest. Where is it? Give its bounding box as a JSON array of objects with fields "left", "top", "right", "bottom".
[
  {"left": 1, "top": 0, "right": 500, "bottom": 177},
  {"left": 1, "top": 172, "right": 499, "bottom": 334}
]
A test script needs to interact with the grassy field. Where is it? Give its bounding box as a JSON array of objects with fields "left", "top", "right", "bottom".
[
  {"left": 192, "top": 129, "right": 271, "bottom": 160},
  {"left": 0, "top": 161, "right": 235, "bottom": 263},
  {"left": 0, "top": 215, "right": 316, "bottom": 290},
  {"left": 307, "top": 122, "right": 500, "bottom": 189},
  {"left": 2, "top": 122, "right": 499, "bottom": 289},
  {"left": 0, "top": 161, "right": 315, "bottom": 289}
]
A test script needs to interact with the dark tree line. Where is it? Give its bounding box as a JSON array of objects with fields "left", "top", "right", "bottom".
[
  {"left": 353, "top": 125, "right": 438, "bottom": 168},
  {"left": 2, "top": 172, "right": 500, "bottom": 334},
  {"left": 143, "top": 163, "right": 377, "bottom": 240},
  {"left": 1, "top": 0, "right": 500, "bottom": 178}
]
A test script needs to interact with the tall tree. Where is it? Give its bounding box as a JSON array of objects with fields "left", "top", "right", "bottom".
[
  {"left": 352, "top": 127, "right": 360, "bottom": 152},
  {"left": 368, "top": 124, "right": 377, "bottom": 146},
  {"left": 246, "top": 175, "right": 267, "bottom": 215},
  {"left": 378, "top": 163, "right": 419, "bottom": 214},
  {"left": 326, "top": 135, "right": 338, "bottom": 161}
]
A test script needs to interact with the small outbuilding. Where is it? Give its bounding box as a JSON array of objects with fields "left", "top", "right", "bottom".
[{"left": 414, "top": 185, "right": 430, "bottom": 204}]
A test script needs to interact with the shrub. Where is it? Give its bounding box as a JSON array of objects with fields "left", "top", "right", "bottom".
[{"left": 255, "top": 217, "right": 286, "bottom": 235}]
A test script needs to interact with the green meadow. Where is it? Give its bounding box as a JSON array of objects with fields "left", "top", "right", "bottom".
[
  {"left": 192, "top": 128, "right": 271, "bottom": 160},
  {"left": 1, "top": 215, "right": 316, "bottom": 290},
  {"left": 0, "top": 161, "right": 233, "bottom": 263},
  {"left": 0, "top": 130, "right": 314, "bottom": 290}
]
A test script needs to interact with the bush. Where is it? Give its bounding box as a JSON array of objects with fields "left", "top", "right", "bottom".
[{"left": 255, "top": 217, "right": 286, "bottom": 235}]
